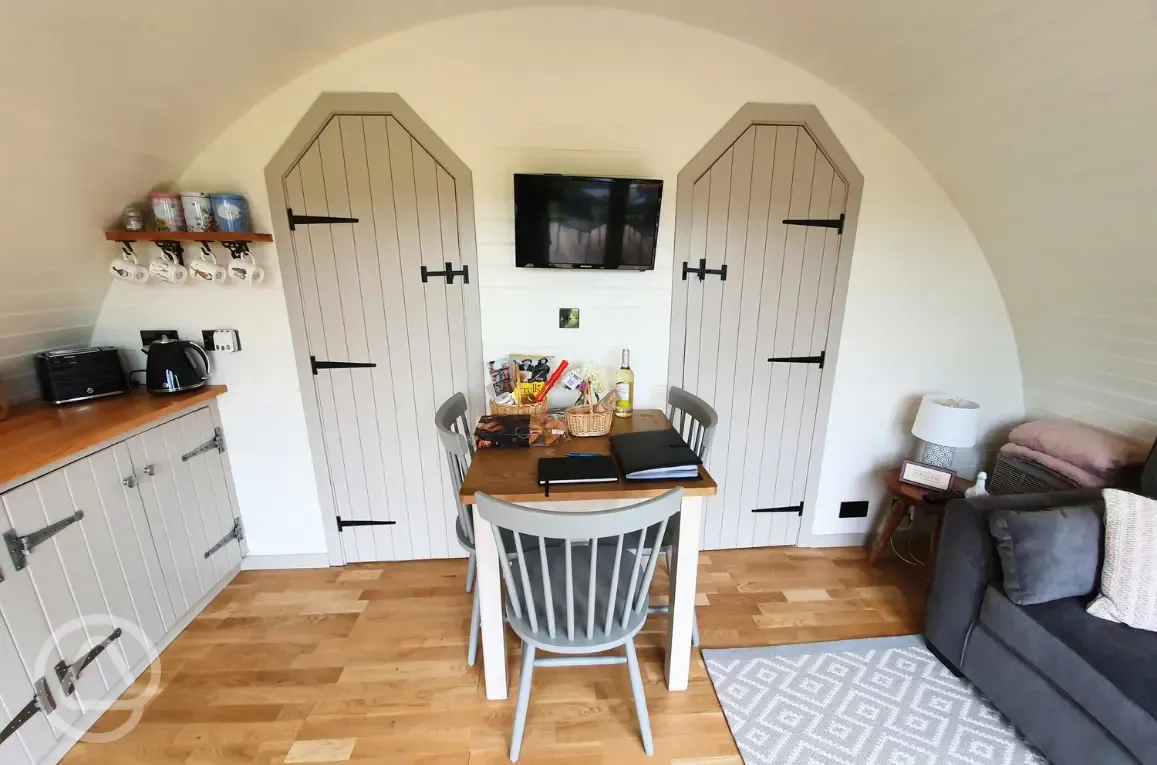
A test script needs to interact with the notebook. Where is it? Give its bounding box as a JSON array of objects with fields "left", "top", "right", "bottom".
[
  {"left": 609, "top": 429, "right": 703, "bottom": 481},
  {"left": 537, "top": 455, "right": 620, "bottom": 486}
]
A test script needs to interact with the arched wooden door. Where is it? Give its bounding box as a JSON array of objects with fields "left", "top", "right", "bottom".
[
  {"left": 668, "top": 104, "right": 863, "bottom": 551},
  {"left": 267, "top": 94, "right": 484, "bottom": 564}
]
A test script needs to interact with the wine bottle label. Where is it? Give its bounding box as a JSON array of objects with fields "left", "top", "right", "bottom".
[{"left": 616, "top": 382, "right": 631, "bottom": 404}]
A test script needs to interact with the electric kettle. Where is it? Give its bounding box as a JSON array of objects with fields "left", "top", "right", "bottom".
[{"left": 144, "top": 336, "right": 211, "bottom": 394}]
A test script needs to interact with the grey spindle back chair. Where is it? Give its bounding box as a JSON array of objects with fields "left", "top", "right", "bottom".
[
  {"left": 434, "top": 393, "right": 483, "bottom": 665},
  {"left": 476, "top": 488, "right": 684, "bottom": 762},
  {"left": 651, "top": 386, "right": 719, "bottom": 647},
  {"left": 667, "top": 386, "right": 718, "bottom": 459}
]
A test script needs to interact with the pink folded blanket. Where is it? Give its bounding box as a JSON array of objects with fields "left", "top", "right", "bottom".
[
  {"left": 1009, "top": 420, "right": 1147, "bottom": 477},
  {"left": 999, "top": 442, "right": 1108, "bottom": 488}
]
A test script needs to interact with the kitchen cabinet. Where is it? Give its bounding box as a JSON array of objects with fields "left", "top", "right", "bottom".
[{"left": 0, "top": 389, "right": 240, "bottom": 765}]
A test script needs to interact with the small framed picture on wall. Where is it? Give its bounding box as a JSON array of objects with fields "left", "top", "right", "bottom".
[{"left": 898, "top": 459, "right": 956, "bottom": 491}]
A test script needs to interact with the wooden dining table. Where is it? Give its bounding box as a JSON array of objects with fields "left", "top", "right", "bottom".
[{"left": 459, "top": 409, "right": 717, "bottom": 701}]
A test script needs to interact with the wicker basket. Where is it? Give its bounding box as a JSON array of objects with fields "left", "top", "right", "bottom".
[
  {"left": 565, "top": 405, "right": 614, "bottom": 437},
  {"left": 489, "top": 399, "right": 548, "bottom": 417}
]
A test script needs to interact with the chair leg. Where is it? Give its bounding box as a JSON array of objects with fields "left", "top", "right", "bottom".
[
  {"left": 667, "top": 548, "right": 700, "bottom": 647},
  {"left": 467, "top": 588, "right": 480, "bottom": 666},
  {"left": 510, "top": 641, "right": 536, "bottom": 762},
  {"left": 624, "top": 638, "right": 654, "bottom": 756},
  {"left": 466, "top": 552, "right": 476, "bottom": 593}
]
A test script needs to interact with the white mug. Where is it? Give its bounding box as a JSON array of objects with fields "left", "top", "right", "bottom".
[
  {"left": 190, "top": 250, "right": 227, "bottom": 284},
  {"left": 109, "top": 258, "right": 148, "bottom": 283},
  {"left": 149, "top": 258, "right": 188, "bottom": 284},
  {"left": 228, "top": 258, "right": 264, "bottom": 285}
]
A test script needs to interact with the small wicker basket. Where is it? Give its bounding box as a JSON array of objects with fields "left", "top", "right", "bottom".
[
  {"left": 489, "top": 399, "right": 548, "bottom": 417},
  {"left": 565, "top": 405, "right": 613, "bottom": 437}
]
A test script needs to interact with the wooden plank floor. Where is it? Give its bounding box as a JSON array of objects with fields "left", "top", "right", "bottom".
[{"left": 62, "top": 547, "right": 925, "bottom": 765}]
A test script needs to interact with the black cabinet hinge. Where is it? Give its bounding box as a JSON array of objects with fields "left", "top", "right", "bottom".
[
  {"left": 768, "top": 350, "right": 825, "bottom": 368},
  {"left": 287, "top": 207, "right": 359, "bottom": 231},
  {"left": 337, "top": 517, "right": 397, "bottom": 531},
  {"left": 752, "top": 504, "right": 803, "bottom": 515},
  {"left": 783, "top": 213, "right": 845, "bottom": 234},
  {"left": 682, "top": 259, "right": 727, "bottom": 281},
  {"left": 4, "top": 511, "right": 85, "bottom": 572},
  {"left": 54, "top": 629, "right": 123, "bottom": 696},
  {"left": 421, "top": 262, "right": 469, "bottom": 285},
  {"left": 0, "top": 678, "right": 55, "bottom": 746},
  {"left": 182, "top": 428, "right": 225, "bottom": 461},
  {"left": 311, "top": 356, "right": 377, "bottom": 375}
]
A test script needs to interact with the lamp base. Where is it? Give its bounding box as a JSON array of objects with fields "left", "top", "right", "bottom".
[{"left": 918, "top": 441, "right": 956, "bottom": 469}]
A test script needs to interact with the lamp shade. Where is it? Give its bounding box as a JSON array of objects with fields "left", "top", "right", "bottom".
[{"left": 911, "top": 395, "right": 979, "bottom": 448}]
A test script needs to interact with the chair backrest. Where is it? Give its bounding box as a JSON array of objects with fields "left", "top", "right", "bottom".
[
  {"left": 435, "top": 392, "right": 475, "bottom": 544},
  {"left": 667, "top": 386, "right": 719, "bottom": 460},
  {"left": 475, "top": 488, "right": 683, "bottom": 647}
]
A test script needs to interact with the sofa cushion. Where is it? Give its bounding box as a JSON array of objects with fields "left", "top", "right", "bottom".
[
  {"left": 979, "top": 584, "right": 1157, "bottom": 761},
  {"left": 1088, "top": 489, "right": 1157, "bottom": 631},
  {"left": 989, "top": 504, "right": 1102, "bottom": 605}
]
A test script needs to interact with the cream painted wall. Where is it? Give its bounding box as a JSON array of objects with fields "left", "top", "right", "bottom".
[{"left": 92, "top": 8, "right": 1022, "bottom": 556}]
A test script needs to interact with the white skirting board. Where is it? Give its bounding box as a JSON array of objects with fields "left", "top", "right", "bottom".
[
  {"left": 241, "top": 553, "right": 331, "bottom": 570},
  {"left": 797, "top": 531, "right": 869, "bottom": 548},
  {"left": 40, "top": 565, "right": 241, "bottom": 765}
]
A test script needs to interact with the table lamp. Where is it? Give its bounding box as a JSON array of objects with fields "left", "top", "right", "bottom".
[{"left": 911, "top": 395, "right": 979, "bottom": 468}]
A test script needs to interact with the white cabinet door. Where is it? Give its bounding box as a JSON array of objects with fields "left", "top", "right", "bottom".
[
  {"left": 126, "top": 408, "right": 241, "bottom": 619},
  {"left": 0, "top": 474, "right": 112, "bottom": 736},
  {"left": 0, "top": 586, "right": 56, "bottom": 765}
]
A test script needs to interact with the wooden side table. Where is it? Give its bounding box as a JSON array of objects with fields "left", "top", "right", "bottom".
[{"left": 868, "top": 467, "right": 974, "bottom": 571}]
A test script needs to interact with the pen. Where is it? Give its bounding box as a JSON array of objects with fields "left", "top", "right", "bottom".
[{"left": 568, "top": 452, "right": 603, "bottom": 458}]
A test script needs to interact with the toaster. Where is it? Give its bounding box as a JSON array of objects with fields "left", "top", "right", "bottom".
[{"left": 35, "top": 347, "right": 129, "bottom": 405}]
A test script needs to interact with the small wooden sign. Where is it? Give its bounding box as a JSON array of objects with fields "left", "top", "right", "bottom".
[{"left": 898, "top": 459, "right": 955, "bottom": 491}]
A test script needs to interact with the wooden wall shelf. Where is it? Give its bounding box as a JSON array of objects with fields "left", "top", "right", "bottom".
[{"left": 105, "top": 231, "right": 273, "bottom": 243}]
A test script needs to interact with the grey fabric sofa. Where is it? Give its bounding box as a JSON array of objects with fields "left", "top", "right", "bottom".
[{"left": 925, "top": 491, "right": 1157, "bottom": 765}]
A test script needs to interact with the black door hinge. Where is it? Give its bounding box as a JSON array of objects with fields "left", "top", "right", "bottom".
[
  {"left": 4, "top": 511, "right": 85, "bottom": 572},
  {"left": 311, "top": 356, "right": 378, "bottom": 375},
  {"left": 421, "top": 262, "right": 470, "bottom": 285},
  {"left": 287, "top": 207, "right": 359, "bottom": 231},
  {"left": 54, "top": 629, "right": 123, "bottom": 696},
  {"left": 337, "top": 517, "right": 397, "bottom": 531},
  {"left": 783, "top": 213, "right": 845, "bottom": 234},
  {"left": 751, "top": 504, "right": 803, "bottom": 515},
  {"left": 768, "top": 351, "right": 825, "bottom": 369},
  {"left": 682, "top": 259, "right": 727, "bottom": 281},
  {"left": 0, "top": 678, "right": 55, "bottom": 746}
]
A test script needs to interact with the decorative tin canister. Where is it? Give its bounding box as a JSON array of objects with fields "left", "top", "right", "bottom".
[
  {"left": 180, "top": 192, "right": 215, "bottom": 232},
  {"left": 148, "top": 193, "right": 185, "bottom": 232},
  {"left": 210, "top": 193, "right": 250, "bottom": 232}
]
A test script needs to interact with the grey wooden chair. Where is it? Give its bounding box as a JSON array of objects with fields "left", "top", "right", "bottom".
[
  {"left": 476, "top": 487, "right": 684, "bottom": 762},
  {"left": 435, "top": 393, "right": 483, "bottom": 665},
  {"left": 649, "top": 386, "right": 719, "bottom": 647}
]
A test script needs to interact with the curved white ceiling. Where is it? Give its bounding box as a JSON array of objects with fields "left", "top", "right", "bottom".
[{"left": 3, "top": 0, "right": 1155, "bottom": 434}]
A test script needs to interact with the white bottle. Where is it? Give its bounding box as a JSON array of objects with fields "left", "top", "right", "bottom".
[{"left": 965, "top": 471, "right": 988, "bottom": 498}]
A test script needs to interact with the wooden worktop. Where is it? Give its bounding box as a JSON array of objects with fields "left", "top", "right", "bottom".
[
  {"left": 459, "top": 409, "right": 717, "bottom": 504},
  {"left": 0, "top": 386, "right": 227, "bottom": 487}
]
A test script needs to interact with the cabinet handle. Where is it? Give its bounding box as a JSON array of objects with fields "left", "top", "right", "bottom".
[
  {"left": 142, "top": 464, "right": 155, "bottom": 476},
  {"left": 122, "top": 476, "right": 137, "bottom": 489}
]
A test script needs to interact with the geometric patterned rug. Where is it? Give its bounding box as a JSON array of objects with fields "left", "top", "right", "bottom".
[{"left": 703, "top": 635, "right": 1048, "bottom": 765}]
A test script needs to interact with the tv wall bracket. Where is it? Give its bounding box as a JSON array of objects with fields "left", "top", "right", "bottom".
[
  {"left": 682, "top": 259, "right": 728, "bottom": 281},
  {"left": 421, "top": 262, "right": 470, "bottom": 285}
]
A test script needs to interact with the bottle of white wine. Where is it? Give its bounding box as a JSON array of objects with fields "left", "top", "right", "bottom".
[{"left": 615, "top": 348, "right": 634, "bottom": 418}]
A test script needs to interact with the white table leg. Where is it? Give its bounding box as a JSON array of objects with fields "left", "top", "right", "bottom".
[
  {"left": 664, "top": 495, "right": 703, "bottom": 691},
  {"left": 473, "top": 506, "right": 508, "bottom": 700}
]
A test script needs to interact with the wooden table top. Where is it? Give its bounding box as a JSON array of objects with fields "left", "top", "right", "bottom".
[
  {"left": 0, "top": 386, "right": 227, "bottom": 487},
  {"left": 459, "top": 409, "right": 718, "bottom": 504},
  {"left": 883, "top": 466, "right": 973, "bottom": 510}
]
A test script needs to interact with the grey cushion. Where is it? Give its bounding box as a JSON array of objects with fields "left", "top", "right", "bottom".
[
  {"left": 979, "top": 584, "right": 1157, "bottom": 761},
  {"left": 989, "top": 504, "right": 1102, "bottom": 605}
]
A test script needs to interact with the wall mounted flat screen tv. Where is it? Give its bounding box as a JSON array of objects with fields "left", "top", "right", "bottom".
[{"left": 514, "top": 174, "right": 662, "bottom": 270}]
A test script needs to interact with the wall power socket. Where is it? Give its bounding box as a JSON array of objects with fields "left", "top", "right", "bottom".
[{"left": 202, "top": 329, "right": 241, "bottom": 353}]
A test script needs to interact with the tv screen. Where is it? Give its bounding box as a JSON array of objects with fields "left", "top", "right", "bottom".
[{"left": 514, "top": 174, "right": 662, "bottom": 270}]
